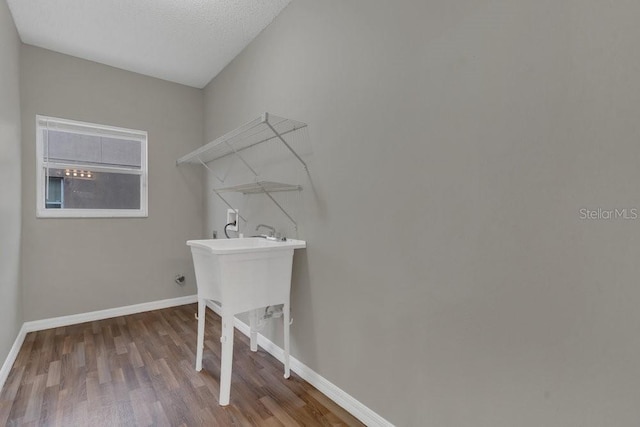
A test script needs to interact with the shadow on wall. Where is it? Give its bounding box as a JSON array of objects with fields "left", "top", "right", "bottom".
[{"left": 289, "top": 249, "right": 318, "bottom": 367}]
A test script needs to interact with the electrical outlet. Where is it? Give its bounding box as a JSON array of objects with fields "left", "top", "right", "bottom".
[{"left": 226, "top": 209, "right": 239, "bottom": 231}]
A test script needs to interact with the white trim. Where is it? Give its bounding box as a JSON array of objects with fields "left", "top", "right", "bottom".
[
  {"left": 43, "top": 161, "right": 143, "bottom": 175},
  {"left": 0, "top": 324, "right": 28, "bottom": 393},
  {"left": 23, "top": 295, "right": 197, "bottom": 332},
  {"left": 205, "top": 301, "right": 394, "bottom": 427},
  {"left": 37, "top": 115, "right": 148, "bottom": 140},
  {"left": 36, "top": 207, "right": 148, "bottom": 219}
]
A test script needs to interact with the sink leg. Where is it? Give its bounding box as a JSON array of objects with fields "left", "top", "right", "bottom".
[
  {"left": 283, "top": 303, "right": 290, "bottom": 379},
  {"left": 249, "top": 309, "right": 258, "bottom": 352},
  {"left": 219, "top": 314, "right": 234, "bottom": 406},
  {"left": 195, "top": 298, "right": 205, "bottom": 372}
]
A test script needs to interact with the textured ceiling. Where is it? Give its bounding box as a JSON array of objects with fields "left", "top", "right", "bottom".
[{"left": 6, "top": 0, "right": 291, "bottom": 88}]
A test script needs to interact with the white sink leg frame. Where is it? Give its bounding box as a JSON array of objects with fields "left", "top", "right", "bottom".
[
  {"left": 195, "top": 299, "right": 206, "bottom": 372},
  {"left": 219, "top": 314, "right": 234, "bottom": 406},
  {"left": 249, "top": 309, "right": 258, "bottom": 352},
  {"left": 195, "top": 300, "right": 291, "bottom": 406},
  {"left": 283, "top": 303, "right": 291, "bottom": 378}
]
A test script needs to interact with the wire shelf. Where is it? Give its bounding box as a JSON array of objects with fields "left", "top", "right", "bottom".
[
  {"left": 176, "top": 113, "right": 307, "bottom": 166},
  {"left": 215, "top": 181, "right": 301, "bottom": 194},
  {"left": 177, "top": 112, "right": 307, "bottom": 229}
]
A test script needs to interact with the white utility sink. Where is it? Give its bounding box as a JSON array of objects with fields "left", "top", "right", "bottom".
[
  {"left": 187, "top": 237, "right": 306, "bottom": 405},
  {"left": 188, "top": 236, "right": 306, "bottom": 254}
]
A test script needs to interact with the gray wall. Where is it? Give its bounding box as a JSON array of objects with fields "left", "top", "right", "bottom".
[
  {"left": 0, "top": 0, "right": 22, "bottom": 364},
  {"left": 204, "top": 1, "right": 640, "bottom": 425},
  {"left": 21, "top": 45, "right": 204, "bottom": 320}
]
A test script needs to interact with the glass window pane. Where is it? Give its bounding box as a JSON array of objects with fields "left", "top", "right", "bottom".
[
  {"left": 45, "top": 177, "right": 63, "bottom": 209},
  {"left": 46, "top": 177, "right": 62, "bottom": 203},
  {"left": 47, "top": 168, "right": 140, "bottom": 210}
]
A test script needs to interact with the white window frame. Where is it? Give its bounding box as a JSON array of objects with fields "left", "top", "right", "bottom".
[{"left": 36, "top": 115, "right": 148, "bottom": 218}]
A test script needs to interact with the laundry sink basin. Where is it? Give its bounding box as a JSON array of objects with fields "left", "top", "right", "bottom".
[
  {"left": 186, "top": 237, "right": 306, "bottom": 405},
  {"left": 187, "top": 236, "right": 306, "bottom": 254},
  {"left": 187, "top": 237, "right": 305, "bottom": 314}
]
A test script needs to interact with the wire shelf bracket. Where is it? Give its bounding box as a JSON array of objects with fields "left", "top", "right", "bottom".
[{"left": 177, "top": 113, "right": 308, "bottom": 228}]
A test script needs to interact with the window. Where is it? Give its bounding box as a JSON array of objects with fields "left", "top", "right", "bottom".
[{"left": 36, "top": 116, "right": 148, "bottom": 218}]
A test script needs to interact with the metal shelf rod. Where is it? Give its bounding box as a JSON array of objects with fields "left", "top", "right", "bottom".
[
  {"left": 209, "top": 125, "right": 305, "bottom": 163},
  {"left": 261, "top": 185, "right": 298, "bottom": 228},
  {"left": 265, "top": 120, "right": 308, "bottom": 170},
  {"left": 224, "top": 140, "right": 260, "bottom": 177},
  {"left": 212, "top": 188, "right": 247, "bottom": 224}
]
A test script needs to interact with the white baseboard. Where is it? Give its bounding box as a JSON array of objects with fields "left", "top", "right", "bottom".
[
  {"left": 0, "top": 295, "right": 197, "bottom": 393},
  {"left": 23, "top": 295, "right": 197, "bottom": 332},
  {"left": 205, "top": 301, "right": 393, "bottom": 427},
  {"left": 0, "top": 324, "right": 28, "bottom": 393}
]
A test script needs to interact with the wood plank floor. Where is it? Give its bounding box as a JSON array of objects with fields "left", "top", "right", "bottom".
[{"left": 0, "top": 304, "right": 364, "bottom": 426}]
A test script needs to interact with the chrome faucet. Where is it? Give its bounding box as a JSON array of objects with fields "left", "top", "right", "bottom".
[
  {"left": 254, "top": 224, "right": 286, "bottom": 241},
  {"left": 255, "top": 224, "right": 276, "bottom": 237}
]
